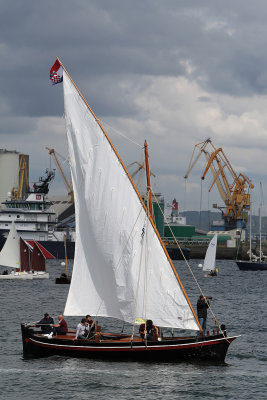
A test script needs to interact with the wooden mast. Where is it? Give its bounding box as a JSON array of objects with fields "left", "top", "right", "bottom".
[{"left": 144, "top": 140, "right": 153, "bottom": 218}]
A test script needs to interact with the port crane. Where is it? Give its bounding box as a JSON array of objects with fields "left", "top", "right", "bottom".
[
  {"left": 11, "top": 154, "right": 30, "bottom": 200},
  {"left": 127, "top": 160, "right": 156, "bottom": 193},
  {"left": 184, "top": 138, "right": 253, "bottom": 230},
  {"left": 46, "top": 147, "right": 73, "bottom": 198}
]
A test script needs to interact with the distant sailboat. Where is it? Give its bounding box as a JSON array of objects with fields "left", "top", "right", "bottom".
[
  {"left": 31, "top": 242, "right": 49, "bottom": 279},
  {"left": 0, "top": 222, "right": 49, "bottom": 279},
  {"left": 236, "top": 183, "right": 267, "bottom": 271},
  {"left": 55, "top": 235, "right": 71, "bottom": 284},
  {"left": 0, "top": 222, "right": 32, "bottom": 279},
  {"left": 21, "top": 58, "right": 237, "bottom": 362},
  {"left": 203, "top": 235, "right": 218, "bottom": 277}
]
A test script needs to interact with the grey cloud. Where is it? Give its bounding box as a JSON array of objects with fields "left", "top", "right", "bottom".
[
  {"left": 2, "top": 0, "right": 267, "bottom": 120},
  {"left": 1, "top": 0, "right": 267, "bottom": 208}
]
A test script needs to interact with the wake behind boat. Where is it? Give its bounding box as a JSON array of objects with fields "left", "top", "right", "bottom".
[{"left": 21, "top": 58, "right": 237, "bottom": 362}]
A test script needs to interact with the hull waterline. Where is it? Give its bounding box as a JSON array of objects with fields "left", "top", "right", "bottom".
[
  {"left": 21, "top": 324, "right": 237, "bottom": 363},
  {"left": 55, "top": 276, "right": 71, "bottom": 284},
  {"left": 236, "top": 260, "right": 267, "bottom": 271}
]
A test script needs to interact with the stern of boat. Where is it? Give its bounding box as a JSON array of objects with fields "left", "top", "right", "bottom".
[{"left": 21, "top": 323, "right": 41, "bottom": 358}]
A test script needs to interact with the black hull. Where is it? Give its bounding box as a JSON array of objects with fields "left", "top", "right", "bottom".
[
  {"left": 39, "top": 241, "right": 75, "bottom": 259},
  {"left": 55, "top": 277, "right": 71, "bottom": 284},
  {"left": 236, "top": 261, "right": 267, "bottom": 271},
  {"left": 21, "top": 324, "right": 236, "bottom": 363},
  {"left": 166, "top": 247, "right": 190, "bottom": 260}
]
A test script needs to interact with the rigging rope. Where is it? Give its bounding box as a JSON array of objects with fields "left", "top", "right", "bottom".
[
  {"left": 131, "top": 212, "right": 148, "bottom": 341},
  {"left": 199, "top": 179, "right": 203, "bottom": 229},
  {"left": 101, "top": 120, "right": 143, "bottom": 149},
  {"left": 150, "top": 185, "right": 227, "bottom": 338},
  {"left": 184, "top": 179, "right": 187, "bottom": 213}
]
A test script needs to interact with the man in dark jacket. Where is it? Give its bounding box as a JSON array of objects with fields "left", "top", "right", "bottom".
[
  {"left": 197, "top": 295, "right": 210, "bottom": 336},
  {"left": 36, "top": 313, "right": 54, "bottom": 334}
]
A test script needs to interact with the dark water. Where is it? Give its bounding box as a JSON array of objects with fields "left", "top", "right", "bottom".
[{"left": 0, "top": 259, "right": 266, "bottom": 399}]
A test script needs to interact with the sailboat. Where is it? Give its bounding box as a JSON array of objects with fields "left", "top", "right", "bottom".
[
  {"left": 0, "top": 222, "right": 49, "bottom": 279},
  {"left": 203, "top": 235, "right": 218, "bottom": 277},
  {"left": 31, "top": 242, "right": 50, "bottom": 279},
  {"left": 236, "top": 183, "right": 267, "bottom": 271},
  {"left": 21, "top": 59, "right": 237, "bottom": 362},
  {"left": 55, "top": 235, "right": 71, "bottom": 284},
  {"left": 0, "top": 222, "right": 32, "bottom": 280}
]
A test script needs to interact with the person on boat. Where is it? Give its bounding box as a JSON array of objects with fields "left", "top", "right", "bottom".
[
  {"left": 75, "top": 318, "right": 89, "bottom": 339},
  {"left": 85, "top": 315, "right": 95, "bottom": 333},
  {"left": 36, "top": 313, "right": 54, "bottom": 334},
  {"left": 139, "top": 320, "right": 159, "bottom": 341},
  {"left": 53, "top": 314, "right": 68, "bottom": 335},
  {"left": 2, "top": 269, "right": 8, "bottom": 275},
  {"left": 208, "top": 269, "right": 217, "bottom": 277},
  {"left": 197, "top": 295, "right": 211, "bottom": 336}
]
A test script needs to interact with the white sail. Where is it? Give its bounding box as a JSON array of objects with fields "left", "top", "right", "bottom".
[
  {"left": 63, "top": 71, "right": 199, "bottom": 330},
  {"left": 203, "top": 235, "right": 217, "bottom": 272},
  {"left": 0, "top": 221, "right": 20, "bottom": 268}
]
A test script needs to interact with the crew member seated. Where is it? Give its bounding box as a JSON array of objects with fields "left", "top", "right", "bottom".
[
  {"left": 75, "top": 318, "right": 89, "bottom": 339},
  {"left": 139, "top": 319, "right": 159, "bottom": 341},
  {"left": 36, "top": 313, "right": 54, "bottom": 334},
  {"left": 85, "top": 315, "right": 95, "bottom": 333},
  {"left": 53, "top": 314, "right": 68, "bottom": 335}
]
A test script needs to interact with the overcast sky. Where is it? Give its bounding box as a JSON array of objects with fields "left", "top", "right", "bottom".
[{"left": 1, "top": 0, "right": 267, "bottom": 215}]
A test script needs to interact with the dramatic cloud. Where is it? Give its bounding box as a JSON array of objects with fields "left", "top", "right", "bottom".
[{"left": 0, "top": 0, "right": 267, "bottom": 212}]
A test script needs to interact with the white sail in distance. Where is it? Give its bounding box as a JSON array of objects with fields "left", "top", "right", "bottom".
[
  {"left": 0, "top": 221, "right": 20, "bottom": 268},
  {"left": 63, "top": 70, "right": 199, "bottom": 330},
  {"left": 203, "top": 235, "right": 217, "bottom": 272}
]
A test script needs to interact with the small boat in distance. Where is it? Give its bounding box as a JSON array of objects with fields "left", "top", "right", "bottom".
[
  {"left": 55, "top": 235, "right": 71, "bottom": 284},
  {"left": 21, "top": 59, "right": 237, "bottom": 362},
  {"left": 236, "top": 258, "right": 267, "bottom": 271},
  {"left": 236, "top": 183, "right": 267, "bottom": 271},
  {"left": 203, "top": 235, "right": 218, "bottom": 277},
  {"left": 0, "top": 222, "right": 49, "bottom": 279}
]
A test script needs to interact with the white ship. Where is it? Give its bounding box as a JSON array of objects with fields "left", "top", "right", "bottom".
[{"left": 0, "top": 170, "right": 56, "bottom": 241}]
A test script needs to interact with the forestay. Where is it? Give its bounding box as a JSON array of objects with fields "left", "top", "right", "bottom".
[
  {"left": 0, "top": 221, "right": 20, "bottom": 269},
  {"left": 63, "top": 71, "right": 199, "bottom": 330},
  {"left": 203, "top": 235, "right": 217, "bottom": 272}
]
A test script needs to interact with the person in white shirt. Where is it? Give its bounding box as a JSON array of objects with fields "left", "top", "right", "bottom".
[{"left": 75, "top": 318, "right": 89, "bottom": 339}]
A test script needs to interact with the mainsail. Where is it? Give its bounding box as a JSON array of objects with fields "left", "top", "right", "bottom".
[
  {"left": 0, "top": 221, "right": 20, "bottom": 269},
  {"left": 63, "top": 69, "right": 199, "bottom": 330},
  {"left": 31, "top": 242, "right": 46, "bottom": 271},
  {"left": 20, "top": 238, "right": 31, "bottom": 271},
  {"left": 203, "top": 235, "right": 217, "bottom": 272}
]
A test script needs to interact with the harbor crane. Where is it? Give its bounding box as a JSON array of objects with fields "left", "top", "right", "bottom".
[
  {"left": 11, "top": 154, "right": 30, "bottom": 200},
  {"left": 184, "top": 138, "right": 253, "bottom": 230},
  {"left": 46, "top": 147, "right": 73, "bottom": 198},
  {"left": 127, "top": 160, "right": 155, "bottom": 192}
]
